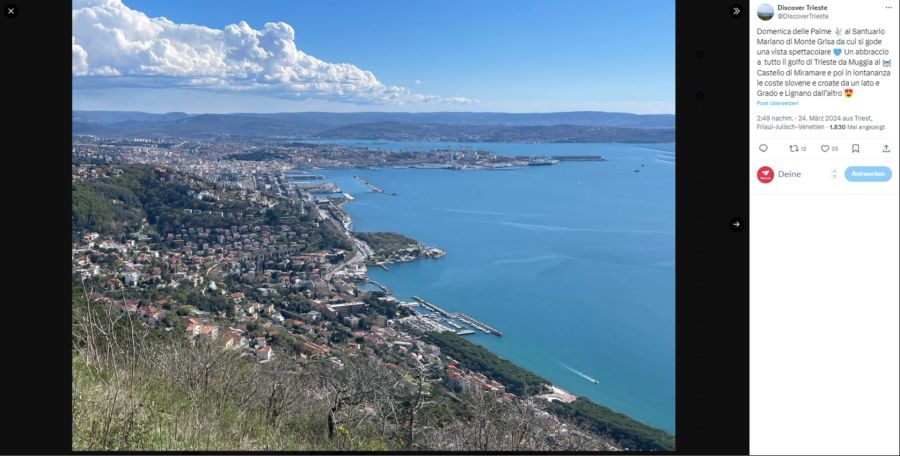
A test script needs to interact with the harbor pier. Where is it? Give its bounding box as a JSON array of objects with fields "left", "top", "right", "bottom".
[{"left": 353, "top": 175, "right": 397, "bottom": 195}]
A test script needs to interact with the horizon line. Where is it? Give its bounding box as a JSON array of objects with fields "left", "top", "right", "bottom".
[{"left": 73, "top": 109, "right": 676, "bottom": 116}]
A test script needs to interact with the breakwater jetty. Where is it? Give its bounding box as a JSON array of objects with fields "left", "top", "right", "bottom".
[
  {"left": 550, "top": 156, "right": 606, "bottom": 161},
  {"left": 455, "top": 313, "right": 504, "bottom": 336},
  {"left": 353, "top": 175, "right": 397, "bottom": 195},
  {"left": 411, "top": 295, "right": 452, "bottom": 317},
  {"left": 367, "top": 279, "right": 392, "bottom": 294}
]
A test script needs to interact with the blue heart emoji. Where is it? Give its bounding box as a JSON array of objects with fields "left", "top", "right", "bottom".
[{"left": 834, "top": 48, "right": 842, "bottom": 56}]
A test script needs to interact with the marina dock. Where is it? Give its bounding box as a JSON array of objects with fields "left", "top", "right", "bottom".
[
  {"left": 411, "top": 296, "right": 452, "bottom": 318},
  {"left": 411, "top": 296, "right": 502, "bottom": 336},
  {"left": 367, "top": 279, "right": 392, "bottom": 294},
  {"left": 353, "top": 175, "right": 397, "bottom": 196},
  {"left": 455, "top": 312, "right": 504, "bottom": 336},
  {"left": 286, "top": 174, "right": 326, "bottom": 180}
]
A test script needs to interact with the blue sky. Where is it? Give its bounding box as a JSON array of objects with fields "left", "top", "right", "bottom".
[{"left": 72, "top": 0, "right": 674, "bottom": 114}]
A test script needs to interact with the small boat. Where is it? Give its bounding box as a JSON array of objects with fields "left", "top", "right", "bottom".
[{"left": 592, "top": 379, "right": 599, "bottom": 384}]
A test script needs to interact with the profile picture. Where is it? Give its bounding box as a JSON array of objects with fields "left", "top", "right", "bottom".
[{"left": 757, "top": 3, "right": 774, "bottom": 20}]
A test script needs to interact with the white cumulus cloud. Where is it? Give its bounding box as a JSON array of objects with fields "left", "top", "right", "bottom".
[{"left": 72, "top": 0, "right": 474, "bottom": 105}]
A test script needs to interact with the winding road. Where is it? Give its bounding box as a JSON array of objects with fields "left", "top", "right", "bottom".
[{"left": 313, "top": 199, "right": 373, "bottom": 281}]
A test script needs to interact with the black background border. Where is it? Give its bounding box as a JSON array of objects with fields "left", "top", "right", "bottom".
[
  {"left": 674, "top": 1, "right": 750, "bottom": 454},
  {"left": 1, "top": 0, "right": 749, "bottom": 454}
]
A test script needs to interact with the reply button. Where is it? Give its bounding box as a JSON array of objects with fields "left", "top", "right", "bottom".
[{"left": 845, "top": 166, "right": 892, "bottom": 182}]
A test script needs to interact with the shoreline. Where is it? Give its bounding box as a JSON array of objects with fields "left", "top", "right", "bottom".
[
  {"left": 330, "top": 186, "right": 673, "bottom": 438},
  {"left": 538, "top": 384, "right": 578, "bottom": 404}
]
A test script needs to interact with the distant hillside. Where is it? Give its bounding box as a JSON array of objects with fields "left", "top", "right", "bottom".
[
  {"left": 72, "top": 110, "right": 674, "bottom": 142},
  {"left": 315, "top": 122, "right": 674, "bottom": 143},
  {"left": 74, "top": 110, "right": 674, "bottom": 128},
  {"left": 73, "top": 114, "right": 329, "bottom": 138},
  {"left": 72, "top": 111, "right": 191, "bottom": 124}
]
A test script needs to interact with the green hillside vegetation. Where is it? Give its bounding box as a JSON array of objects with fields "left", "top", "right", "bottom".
[
  {"left": 72, "top": 293, "right": 612, "bottom": 451},
  {"left": 72, "top": 181, "right": 145, "bottom": 235},
  {"left": 355, "top": 232, "right": 420, "bottom": 255},
  {"left": 425, "top": 332, "right": 548, "bottom": 396},
  {"left": 72, "top": 165, "right": 248, "bottom": 236},
  {"left": 427, "top": 332, "right": 674, "bottom": 451},
  {"left": 71, "top": 164, "right": 351, "bottom": 251},
  {"left": 549, "top": 397, "right": 675, "bottom": 451}
]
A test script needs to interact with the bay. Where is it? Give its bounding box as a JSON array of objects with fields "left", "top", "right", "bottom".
[{"left": 305, "top": 141, "right": 675, "bottom": 432}]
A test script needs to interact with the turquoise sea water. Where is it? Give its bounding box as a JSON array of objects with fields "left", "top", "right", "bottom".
[{"left": 307, "top": 141, "right": 674, "bottom": 432}]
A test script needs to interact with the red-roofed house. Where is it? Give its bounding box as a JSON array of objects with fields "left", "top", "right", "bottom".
[
  {"left": 198, "top": 325, "right": 219, "bottom": 340},
  {"left": 301, "top": 341, "right": 330, "bottom": 357},
  {"left": 256, "top": 345, "right": 273, "bottom": 361},
  {"left": 139, "top": 306, "right": 164, "bottom": 325},
  {"left": 185, "top": 323, "right": 202, "bottom": 337},
  {"left": 222, "top": 330, "right": 246, "bottom": 350},
  {"left": 122, "top": 300, "right": 138, "bottom": 313}
]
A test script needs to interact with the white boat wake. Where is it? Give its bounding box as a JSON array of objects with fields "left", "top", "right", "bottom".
[{"left": 559, "top": 361, "right": 599, "bottom": 384}]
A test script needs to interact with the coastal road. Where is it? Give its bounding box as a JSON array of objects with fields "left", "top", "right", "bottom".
[
  {"left": 326, "top": 235, "right": 373, "bottom": 280},
  {"left": 316, "top": 201, "right": 374, "bottom": 280}
]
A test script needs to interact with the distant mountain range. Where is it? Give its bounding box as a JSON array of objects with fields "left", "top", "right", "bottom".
[
  {"left": 72, "top": 111, "right": 675, "bottom": 143},
  {"left": 314, "top": 121, "right": 674, "bottom": 143}
]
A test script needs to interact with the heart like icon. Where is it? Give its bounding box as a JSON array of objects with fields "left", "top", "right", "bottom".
[
  {"left": 834, "top": 48, "right": 842, "bottom": 56},
  {"left": 821, "top": 145, "right": 830, "bottom": 152}
]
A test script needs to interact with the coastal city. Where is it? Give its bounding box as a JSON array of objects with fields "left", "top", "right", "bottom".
[
  {"left": 71, "top": 133, "right": 675, "bottom": 451},
  {"left": 72, "top": 135, "right": 605, "bottom": 179},
  {"left": 73, "top": 136, "right": 518, "bottom": 345},
  {"left": 69, "top": 0, "right": 676, "bottom": 450}
]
